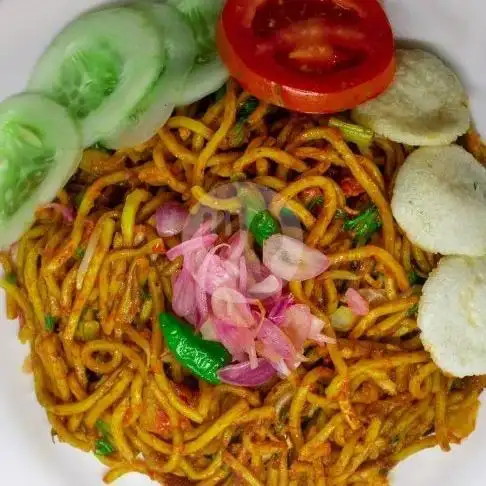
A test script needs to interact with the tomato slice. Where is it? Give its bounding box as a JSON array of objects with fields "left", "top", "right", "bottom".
[{"left": 217, "top": 0, "right": 396, "bottom": 113}]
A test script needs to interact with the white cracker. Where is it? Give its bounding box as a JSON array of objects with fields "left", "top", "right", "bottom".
[
  {"left": 419, "top": 255, "right": 486, "bottom": 377},
  {"left": 391, "top": 145, "right": 486, "bottom": 256},
  {"left": 352, "top": 49, "right": 470, "bottom": 146}
]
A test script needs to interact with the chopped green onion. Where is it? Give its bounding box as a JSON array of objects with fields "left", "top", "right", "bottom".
[
  {"left": 329, "top": 117, "right": 374, "bottom": 147},
  {"left": 226, "top": 97, "right": 261, "bottom": 148},
  {"left": 307, "top": 195, "right": 324, "bottom": 212},
  {"left": 334, "top": 208, "right": 349, "bottom": 221},
  {"left": 96, "top": 419, "right": 112, "bottom": 437},
  {"left": 406, "top": 303, "right": 419, "bottom": 317},
  {"left": 5, "top": 272, "right": 17, "bottom": 285},
  {"left": 237, "top": 97, "right": 259, "bottom": 123},
  {"left": 45, "top": 315, "right": 57, "bottom": 332},
  {"left": 95, "top": 438, "right": 116, "bottom": 456},
  {"left": 75, "top": 247, "right": 86, "bottom": 260},
  {"left": 408, "top": 270, "right": 426, "bottom": 286},
  {"left": 227, "top": 122, "right": 246, "bottom": 147},
  {"left": 343, "top": 206, "right": 382, "bottom": 246}
]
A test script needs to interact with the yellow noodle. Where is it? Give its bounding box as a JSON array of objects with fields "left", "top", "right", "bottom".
[{"left": 2, "top": 81, "right": 483, "bottom": 486}]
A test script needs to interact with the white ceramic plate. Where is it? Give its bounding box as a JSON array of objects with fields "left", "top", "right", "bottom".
[{"left": 1, "top": 0, "right": 486, "bottom": 485}]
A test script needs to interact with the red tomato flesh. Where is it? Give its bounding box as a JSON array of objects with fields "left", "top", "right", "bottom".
[{"left": 217, "top": 0, "right": 396, "bottom": 113}]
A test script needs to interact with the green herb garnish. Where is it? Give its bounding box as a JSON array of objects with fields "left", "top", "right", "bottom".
[
  {"left": 408, "top": 270, "right": 426, "bottom": 286},
  {"left": 329, "top": 117, "right": 374, "bottom": 147},
  {"left": 96, "top": 419, "right": 112, "bottom": 437},
  {"left": 5, "top": 272, "right": 17, "bottom": 285},
  {"left": 95, "top": 438, "right": 116, "bottom": 457},
  {"left": 75, "top": 247, "right": 86, "bottom": 260},
  {"left": 406, "top": 304, "right": 419, "bottom": 317},
  {"left": 237, "top": 97, "right": 259, "bottom": 123},
  {"left": 94, "top": 419, "right": 116, "bottom": 456},
  {"left": 45, "top": 315, "right": 57, "bottom": 332},
  {"left": 334, "top": 208, "right": 349, "bottom": 221},
  {"left": 226, "top": 97, "right": 261, "bottom": 147},
  {"left": 307, "top": 195, "right": 324, "bottom": 212},
  {"left": 343, "top": 206, "right": 382, "bottom": 246}
]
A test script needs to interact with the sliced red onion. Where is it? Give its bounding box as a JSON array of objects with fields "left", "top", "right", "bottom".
[
  {"left": 272, "top": 358, "right": 292, "bottom": 376},
  {"left": 246, "top": 248, "right": 269, "bottom": 283},
  {"left": 282, "top": 304, "right": 336, "bottom": 347},
  {"left": 200, "top": 319, "right": 218, "bottom": 341},
  {"left": 195, "top": 284, "right": 209, "bottom": 327},
  {"left": 267, "top": 294, "right": 295, "bottom": 326},
  {"left": 221, "top": 230, "right": 247, "bottom": 262},
  {"left": 263, "top": 234, "right": 330, "bottom": 281},
  {"left": 184, "top": 246, "right": 208, "bottom": 276},
  {"left": 309, "top": 316, "right": 336, "bottom": 345},
  {"left": 345, "top": 288, "right": 370, "bottom": 316},
  {"left": 212, "top": 287, "right": 256, "bottom": 328},
  {"left": 172, "top": 269, "right": 197, "bottom": 319},
  {"left": 213, "top": 319, "right": 256, "bottom": 362},
  {"left": 43, "top": 203, "right": 75, "bottom": 223},
  {"left": 197, "top": 245, "right": 237, "bottom": 294},
  {"left": 257, "top": 319, "right": 297, "bottom": 362},
  {"left": 238, "top": 256, "right": 248, "bottom": 293},
  {"left": 185, "top": 307, "right": 200, "bottom": 328},
  {"left": 281, "top": 304, "right": 312, "bottom": 350},
  {"left": 156, "top": 202, "right": 188, "bottom": 237},
  {"left": 189, "top": 213, "right": 224, "bottom": 239},
  {"left": 248, "top": 275, "right": 283, "bottom": 300},
  {"left": 166, "top": 234, "right": 218, "bottom": 261},
  {"left": 218, "top": 359, "right": 276, "bottom": 387}
]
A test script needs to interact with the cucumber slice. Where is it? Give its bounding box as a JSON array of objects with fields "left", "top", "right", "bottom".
[
  {"left": 103, "top": 3, "right": 197, "bottom": 149},
  {"left": 0, "top": 93, "right": 82, "bottom": 249},
  {"left": 28, "top": 7, "right": 163, "bottom": 146},
  {"left": 167, "top": 0, "right": 229, "bottom": 105}
]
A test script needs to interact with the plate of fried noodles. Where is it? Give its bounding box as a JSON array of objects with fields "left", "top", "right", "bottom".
[{"left": 1, "top": 0, "right": 486, "bottom": 485}]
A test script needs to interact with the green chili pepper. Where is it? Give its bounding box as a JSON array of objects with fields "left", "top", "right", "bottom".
[
  {"left": 249, "top": 210, "right": 280, "bottom": 247},
  {"left": 238, "top": 185, "right": 280, "bottom": 246},
  {"left": 159, "top": 313, "right": 230, "bottom": 385}
]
